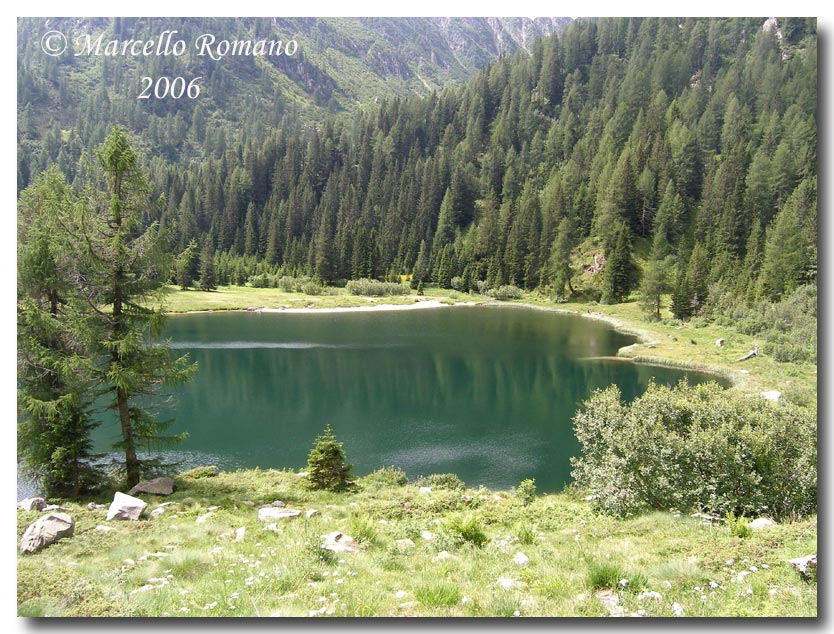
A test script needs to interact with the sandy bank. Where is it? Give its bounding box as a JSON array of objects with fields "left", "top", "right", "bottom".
[{"left": 253, "top": 300, "right": 476, "bottom": 314}]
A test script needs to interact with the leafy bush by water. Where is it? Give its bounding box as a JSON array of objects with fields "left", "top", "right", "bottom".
[
  {"left": 345, "top": 278, "right": 409, "bottom": 296},
  {"left": 571, "top": 381, "right": 817, "bottom": 519},
  {"left": 415, "top": 473, "right": 465, "bottom": 491}
]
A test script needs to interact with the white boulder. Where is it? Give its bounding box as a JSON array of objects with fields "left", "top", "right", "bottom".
[
  {"left": 20, "top": 512, "right": 74, "bottom": 554},
  {"left": 106, "top": 492, "right": 147, "bottom": 521},
  {"left": 258, "top": 507, "right": 301, "bottom": 522}
]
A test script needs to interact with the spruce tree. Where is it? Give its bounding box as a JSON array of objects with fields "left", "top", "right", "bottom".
[
  {"left": 305, "top": 424, "right": 353, "bottom": 492},
  {"left": 176, "top": 239, "right": 199, "bottom": 290},
  {"left": 17, "top": 167, "right": 104, "bottom": 497},
  {"left": 79, "top": 127, "right": 197, "bottom": 487},
  {"left": 199, "top": 243, "right": 217, "bottom": 291},
  {"left": 602, "top": 224, "right": 638, "bottom": 304}
]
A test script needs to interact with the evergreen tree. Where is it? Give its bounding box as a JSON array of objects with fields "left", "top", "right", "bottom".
[
  {"left": 17, "top": 168, "right": 104, "bottom": 497},
  {"left": 602, "top": 224, "right": 638, "bottom": 304},
  {"left": 639, "top": 233, "right": 674, "bottom": 318},
  {"left": 549, "top": 215, "right": 577, "bottom": 298},
  {"left": 199, "top": 242, "right": 217, "bottom": 291},
  {"left": 305, "top": 424, "right": 353, "bottom": 492},
  {"left": 78, "top": 127, "right": 197, "bottom": 487},
  {"left": 176, "top": 239, "right": 199, "bottom": 290}
]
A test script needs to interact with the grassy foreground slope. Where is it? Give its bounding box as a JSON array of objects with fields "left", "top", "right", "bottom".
[{"left": 17, "top": 468, "right": 816, "bottom": 617}]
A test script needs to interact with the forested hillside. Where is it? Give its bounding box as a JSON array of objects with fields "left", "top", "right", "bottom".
[{"left": 18, "top": 17, "right": 817, "bottom": 357}]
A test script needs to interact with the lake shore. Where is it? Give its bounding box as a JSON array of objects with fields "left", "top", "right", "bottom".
[{"left": 157, "top": 285, "right": 815, "bottom": 406}]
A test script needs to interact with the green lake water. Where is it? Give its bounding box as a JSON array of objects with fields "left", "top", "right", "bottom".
[{"left": 92, "top": 305, "right": 724, "bottom": 492}]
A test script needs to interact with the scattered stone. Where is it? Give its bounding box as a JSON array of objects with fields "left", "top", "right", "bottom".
[
  {"left": 20, "top": 513, "right": 74, "bottom": 554},
  {"left": 419, "top": 487, "right": 432, "bottom": 494},
  {"left": 17, "top": 497, "right": 47, "bottom": 512},
  {"left": 420, "top": 530, "right": 436, "bottom": 542},
  {"left": 672, "top": 602, "right": 685, "bottom": 617},
  {"left": 42, "top": 504, "right": 68, "bottom": 512},
  {"left": 106, "top": 492, "right": 147, "bottom": 521},
  {"left": 493, "top": 494, "right": 502, "bottom": 501},
  {"left": 258, "top": 507, "right": 301, "bottom": 522},
  {"left": 321, "top": 532, "right": 359, "bottom": 553},
  {"left": 349, "top": 502, "right": 360, "bottom": 508},
  {"left": 432, "top": 551, "right": 459, "bottom": 563},
  {"left": 760, "top": 390, "right": 781, "bottom": 402},
  {"left": 124, "top": 558, "right": 135, "bottom": 566},
  {"left": 271, "top": 500, "right": 286, "bottom": 508},
  {"left": 127, "top": 477, "right": 175, "bottom": 497},
  {"left": 596, "top": 590, "right": 623, "bottom": 617},
  {"left": 637, "top": 591, "right": 662, "bottom": 602},
  {"left": 242, "top": 500, "right": 255, "bottom": 506},
  {"left": 513, "top": 552, "right": 530, "bottom": 566},
  {"left": 716, "top": 338, "right": 724, "bottom": 347},
  {"left": 788, "top": 554, "right": 817, "bottom": 580},
  {"left": 87, "top": 502, "right": 106, "bottom": 511},
  {"left": 305, "top": 509, "right": 320, "bottom": 518},
  {"left": 95, "top": 524, "right": 114, "bottom": 532},
  {"left": 748, "top": 517, "right": 778, "bottom": 530},
  {"left": 497, "top": 577, "right": 522, "bottom": 591},
  {"left": 150, "top": 508, "right": 166, "bottom": 518},
  {"left": 296, "top": 471, "right": 309, "bottom": 477},
  {"left": 395, "top": 538, "right": 415, "bottom": 550},
  {"left": 263, "top": 523, "right": 278, "bottom": 532},
  {"left": 195, "top": 512, "right": 214, "bottom": 524},
  {"left": 206, "top": 505, "right": 220, "bottom": 511},
  {"left": 235, "top": 527, "right": 246, "bottom": 541},
  {"left": 395, "top": 590, "right": 408, "bottom": 599}
]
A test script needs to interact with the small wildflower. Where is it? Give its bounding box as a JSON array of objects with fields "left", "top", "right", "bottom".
[
  {"left": 672, "top": 602, "right": 684, "bottom": 617},
  {"left": 336, "top": 578, "right": 344, "bottom": 585},
  {"left": 619, "top": 579, "right": 629, "bottom": 588},
  {"left": 726, "top": 559, "right": 734, "bottom": 566}
]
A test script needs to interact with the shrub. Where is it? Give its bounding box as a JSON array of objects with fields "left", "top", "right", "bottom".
[
  {"left": 305, "top": 424, "right": 353, "bottom": 492},
  {"left": 515, "top": 478, "right": 537, "bottom": 505},
  {"left": 443, "top": 512, "right": 488, "bottom": 547},
  {"left": 571, "top": 381, "right": 816, "bottom": 519},
  {"left": 345, "top": 278, "right": 409, "bottom": 297},
  {"left": 487, "top": 284, "right": 524, "bottom": 300},
  {"left": 415, "top": 473, "right": 465, "bottom": 491},
  {"left": 347, "top": 514, "right": 378, "bottom": 544},
  {"left": 179, "top": 465, "right": 220, "bottom": 479},
  {"left": 726, "top": 511, "right": 752, "bottom": 539},
  {"left": 362, "top": 466, "right": 408, "bottom": 488}
]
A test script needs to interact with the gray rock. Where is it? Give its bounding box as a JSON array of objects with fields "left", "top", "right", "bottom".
[
  {"left": 716, "top": 338, "right": 724, "bottom": 347},
  {"left": 513, "top": 551, "right": 530, "bottom": 566},
  {"left": 271, "top": 500, "right": 286, "bottom": 508},
  {"left": 322, "top": 531, "right": 359, "bottom": 553},
  {"left": 127, "top": 477, "right": 175, "bottom": 497},
  {"left": 87, "top": 503, "right": 106, "bottom": 510},
  {"left": 150, "top": 507, "right": 166, "bottom": 518},
  {"left": 788, "top": 554, "right": 817, "bottom": 580},
  {"left": 20, "top": 513, "right": 74, "bottom": 554},
  {"left": 235, "top": 527, "right": 246, "bottom": 541},
  {"left": 305, "top": 509, "right": 320, "bottom": 518},
  {"left": 748, "top": 517, "right": 778, "bottom": 530},
  {"left": 195, "top": 512, "right": 214, "bottom": 523},
  {"left": 258, "top": 507, "right": 301, "bottom": 522},
  {"left": 106, "top": 492, "right": 148, "bottom": 521},
  {"left": 42, "top": 504, "right": 67, "bottom": 512},
  {"left": 17, "top": 497, "right": 46, "bottom": 512},
  {"left": 395, "top": 538, "right": 415, "bottom": 550},
  {"left": 760, "top": 390, "right": 781, "bottom": 402}
]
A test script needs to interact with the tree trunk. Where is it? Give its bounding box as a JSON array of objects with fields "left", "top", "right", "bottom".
[{"left": 117, "top": 385, "right": 140, "bottom": 486}]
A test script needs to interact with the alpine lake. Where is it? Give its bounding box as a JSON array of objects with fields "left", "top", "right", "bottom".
[{"left": 92, "top": 305, "right": 726, "bottom": 492}]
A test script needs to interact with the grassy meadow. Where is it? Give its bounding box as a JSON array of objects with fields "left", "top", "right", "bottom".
[{"left": 17, "top": 468, "right": 817, "bottom": 617}]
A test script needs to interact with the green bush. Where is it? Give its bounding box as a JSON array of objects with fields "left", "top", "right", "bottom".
[
  {"left": 571, "top": 381, "right": 817, "bottom": 519},
  {"left": 415, "top": 473, "right": 465, "bottom": 491},
  {"left": 345, "top": 278, "right": 409, "bottom": 296},
  {"left": 726, "top": 511, "right": 753, "bottom": 539},
  {"left": 362, "top": 466, "right": 408, "bottom": 488},
  {"left": 486, "top": 284, "right": 524, "bottom": 300},
  {"left": 178, "top": 465, "right": 220, "bottom": 479},
  {"left": 515, "top": 478, "right": 537, "bottom": 505},
  {"left": 305, "top": 424, "right": 353, "bottom": 492},
  {"left": 443, "top": 512, "right": 488, "bottom": 547}
]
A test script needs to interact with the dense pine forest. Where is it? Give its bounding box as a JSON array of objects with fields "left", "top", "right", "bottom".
[{"left": 18, "top": 18, "right": 817, "bottom": 345}]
